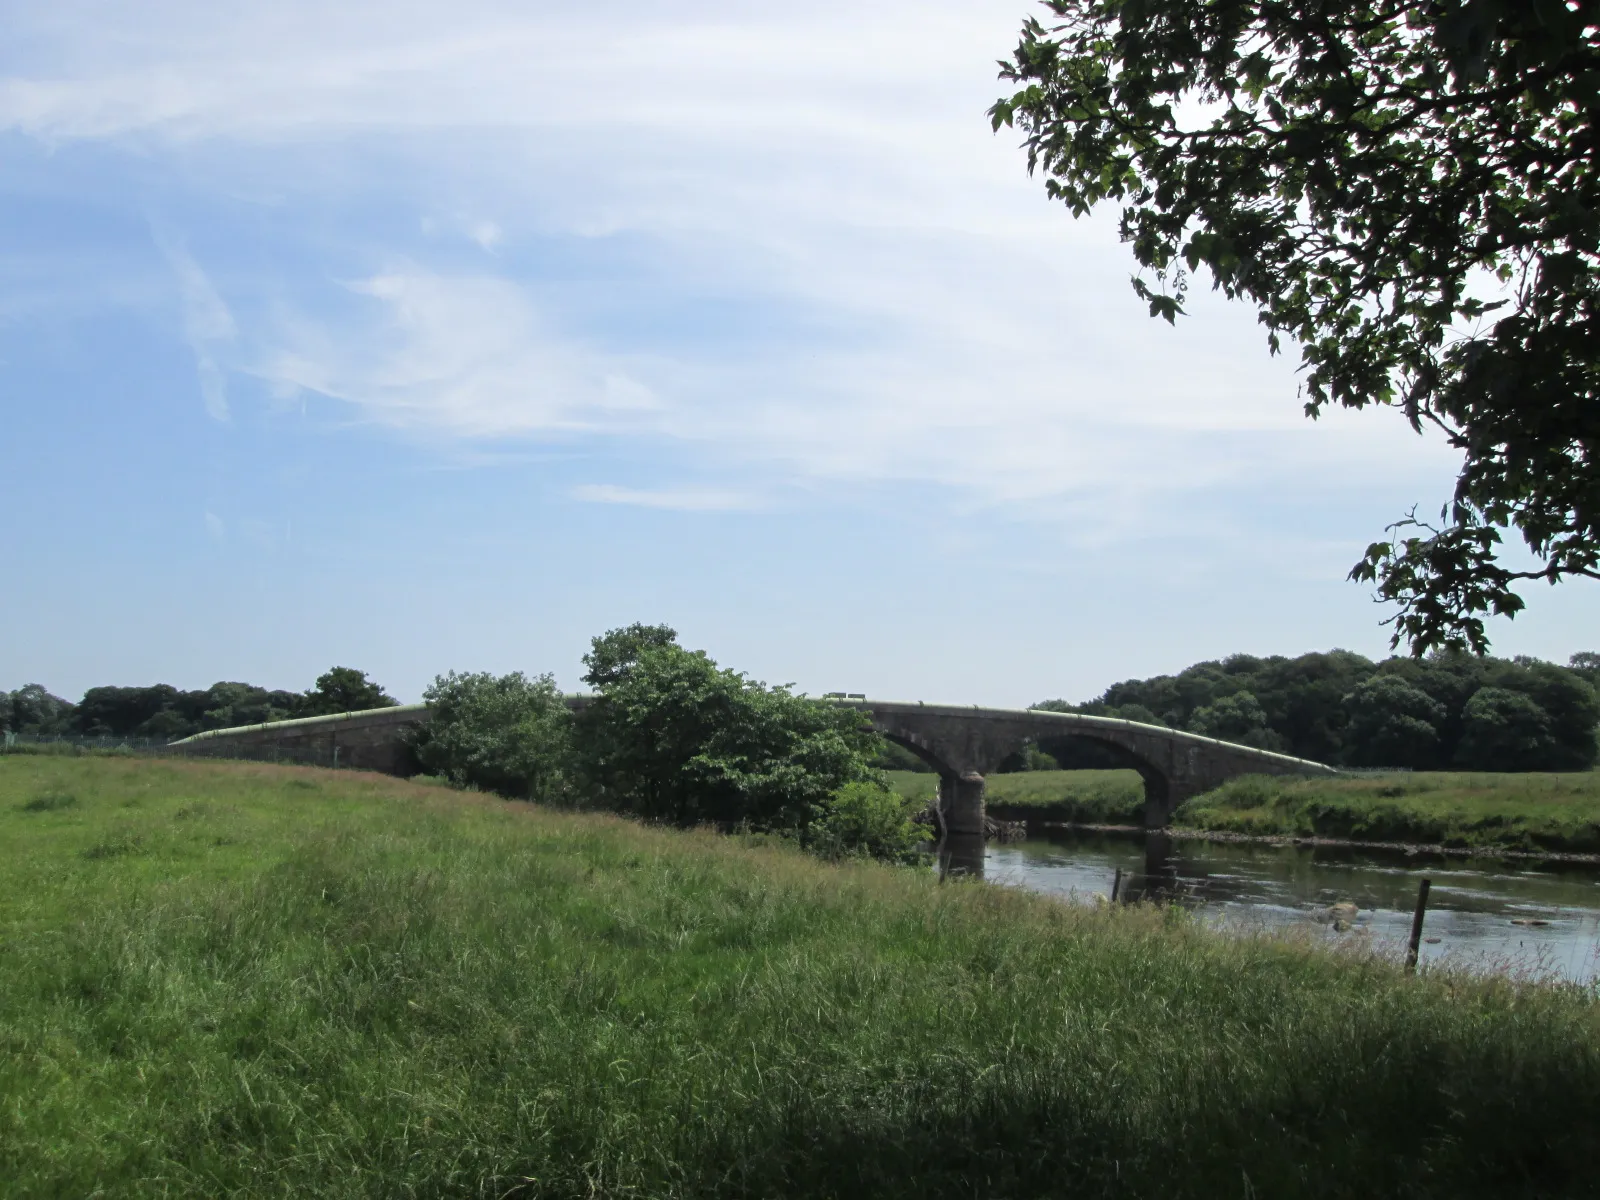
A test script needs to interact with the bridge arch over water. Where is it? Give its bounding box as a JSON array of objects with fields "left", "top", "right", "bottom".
[
  {"left": 170, "top": 697, "right": 1338, "bottom": 833},
  {"left": 834, "top": 700, "right": 1338, "bottom": 833}
]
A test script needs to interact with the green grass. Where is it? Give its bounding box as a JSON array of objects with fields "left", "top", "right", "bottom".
[
  {"left": 3, "top": 757, "right": 1600, "bottom": 1197},
  {"left": 888, "top": 768, "right": 1145, "bottom": 822},
  {"left": 892, "top": 767, "right": 1600, "bottom": 854},
  {"left": 1177, "top": 770, "right": 1600, "bottom": 853}
]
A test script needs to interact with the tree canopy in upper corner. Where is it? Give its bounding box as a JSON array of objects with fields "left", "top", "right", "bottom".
[{"left": 992, "top": 0, "right": 1600, "bottom": 653}]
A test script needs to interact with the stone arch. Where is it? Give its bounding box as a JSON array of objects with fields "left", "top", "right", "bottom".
[
  {"left": 875, "top": 730, "right": 987, "bottom": 837},
  {"left": 878, "top": 730, "right": 958, "bottom": 777},
  {"left": 1030, "top": 731, "right": 1174, "bottom": 828}
]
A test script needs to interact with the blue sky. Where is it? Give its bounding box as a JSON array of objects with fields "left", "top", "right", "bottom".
[{"left": 2, "top": 0, "right": 1594, "bottom": 706}]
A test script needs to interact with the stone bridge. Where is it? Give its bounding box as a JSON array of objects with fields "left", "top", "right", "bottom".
[
  {"left": 834, "top": 700, "right": 1337, "bottom": 833},
  {"left": 170, "top": 697, "right": 1337, "bottom": 831}
]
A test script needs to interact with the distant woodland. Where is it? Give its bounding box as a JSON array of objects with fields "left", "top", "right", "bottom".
[
  {"left": 0, "top": 668, "right": 396, "bottom": 741},
  {"left": 8, "top": 650, "right": 1599, "bottom": 774},
  {"left": 873, "top": 651, "right": 1599, "bottom": 775},
  {"left": 1037, "top": 651, "right": 1600, "bottom": 774}
]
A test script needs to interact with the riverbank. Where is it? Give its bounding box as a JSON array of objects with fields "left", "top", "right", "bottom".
[
  {"left": 890, "top": 768, "right": 1600, "bottom": 857},
  {"left": 1034, "top": 820, "right": 1600, "bottom": 866},
  {"left": 888, "top": 767, "right": 1145, "bottom": 822},
  {"left": 5, "top": 756, "right": 1600, "bottom": 1197},
  {"left": 1177, "top": 770, "right": 1600, "bottom": 855}
]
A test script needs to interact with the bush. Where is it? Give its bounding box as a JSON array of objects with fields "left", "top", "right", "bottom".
[
  {"left": 806, "top": 781, "right": 931, "bottom": 864},
  {"left": 574, "top": 624, "right": 883, "bottom": 832},
  {"left": 412, "top": 671, "right": 572, "bottom": 802}
]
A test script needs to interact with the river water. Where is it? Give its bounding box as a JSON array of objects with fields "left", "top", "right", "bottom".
[{"left": 939, "top": 828, "right": 1600, "bottom": 984}]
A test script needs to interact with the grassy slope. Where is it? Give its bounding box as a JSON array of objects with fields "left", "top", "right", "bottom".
[
  {"left": 3, "top": 758, "right": 1600, "bottom": 1198},
  {"left": 1176, "top": 771, "right": 1600, "bottom": 852}
]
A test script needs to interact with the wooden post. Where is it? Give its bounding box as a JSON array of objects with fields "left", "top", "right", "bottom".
[
  {"left": 1110, "top": 867, "right": 1123, "bottom": 904},
  {"left": 1404, "top": 878, "right": 1432, "bottom": 974}
]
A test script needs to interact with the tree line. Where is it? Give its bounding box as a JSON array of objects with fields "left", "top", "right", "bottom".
[
  {"left": 12, "top": 642, "right": 1595, "bottom": 845},
  {"left": 0, "top": 668, "right": 398, "bottom": 741},
  {"left": 1036, "top": 651, "right": 1600, "bottom": 773}
]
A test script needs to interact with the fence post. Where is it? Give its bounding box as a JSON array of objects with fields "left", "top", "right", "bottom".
[
  {"left": 1110, "top": 867, "right": 1123, "bottom": 904},
  {"left": 1405, "top": 878, "right": 1432, "bottom": 974}
]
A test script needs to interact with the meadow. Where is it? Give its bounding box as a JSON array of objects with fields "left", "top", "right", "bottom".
[
  {"left": 3, "top": 755, "right": 1600, "bottom": 1197},
  {"left": 890, "top": 767, "right": 1600, "bottom": 853},
  {"left": 887, "top": 768, "right": 1145, "bottom": 823},
  {"left": 1175, "top": 769, "right": 1600, "bottom": 853}
]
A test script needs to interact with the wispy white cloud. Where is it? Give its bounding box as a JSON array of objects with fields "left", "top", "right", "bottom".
[
  {"left": 150, "top": 225, "right": 234, "bottom": 420},
  {"left": 571, "top": 483, "right": 756, "bottom": 512},
  {"left": 258, "top": 268, "right": 661, "bottom": 438},
  {"left": 0, "top": 0, "right": 1462, "bottom": 529}
]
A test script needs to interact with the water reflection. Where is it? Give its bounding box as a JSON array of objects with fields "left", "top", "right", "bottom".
[
  {"left": 936, "top": 833, "right": 986, "bottom": 881},
  {"left": 1118, "top": 831, "right": 1179, "bottom": 904},
  {"left": 967, "top": 826, "right": 1600, "bottom": 983}
]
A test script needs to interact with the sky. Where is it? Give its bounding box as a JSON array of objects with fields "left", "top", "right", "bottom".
[{"left": 1, "top": 0, "right": 1594, "bottom": 707}]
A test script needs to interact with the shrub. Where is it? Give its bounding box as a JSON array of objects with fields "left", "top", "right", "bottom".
[
  {"left": 574, "top": 624, "right": 883, "bottom": 832},
  {"left": 806, "top": 781, "right": 931, "bottom": 864},
  {"left": 412, "top": 671, "right": 572, "bottom": 803}
]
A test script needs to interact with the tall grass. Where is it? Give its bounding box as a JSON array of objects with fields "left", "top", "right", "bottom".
[
  {"left": 1178, "top": 771, "right": 1600, "bottom": 852},
  {"left": 2, "top": 757, "right": 1599, "bottom": 1197}
]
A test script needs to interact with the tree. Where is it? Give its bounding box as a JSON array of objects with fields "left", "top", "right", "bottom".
[
  {"left": 1488, "top": 658, "right": 1600, "bottom": 769},
  {"left": 1041, "top": 647, "right": 1595, "bottom": 767},
  {"left": 574, "top": 625, "right": 883, "bottom": 831},
  {"left": 298, "top": 667, "right": 397, "bottom": 717},
  {"left": 1454, "top": 687, "right": 1559, "bottom": 771},
  {"left": 1187, "top": 691, "right": 1285, "bottom": 751},
  {"left": 992, "top": 2, "right": 1600, "bottom": 654},
  {"left": 414, "top": 671, "right": 572, "bottom": 802},
  {"left": 201, "top": 682, "right": 300, "bottom": 730},
  {"left": 579, "top": 623, "right": 680, "bottom": 690},
  {"left": 71, "top": 685, "right": 184, "bottom": 737},
  {"left": 1342, "top": 675, "right": 1447, "bottom": 769},
  {"left": 4, "top": 685, "right": 74, "bottom": 735},
  {"left": 1569, "top": 652, "right": 1600, "bottom": 688}
]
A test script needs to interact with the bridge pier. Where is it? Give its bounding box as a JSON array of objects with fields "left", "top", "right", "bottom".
[
  {"left": 938, "top": 771, "right": 986, "bottom": 836},
  {"left": 1139, "top": 768, "right": 1173, "bottom": 830}
]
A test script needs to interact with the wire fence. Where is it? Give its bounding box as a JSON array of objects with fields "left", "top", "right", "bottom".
[{"left": 3, "top": 731, "right": 175, "bottom": 753}]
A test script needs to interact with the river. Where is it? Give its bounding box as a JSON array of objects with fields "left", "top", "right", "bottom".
[{"left": 937, "top": 828, "right": 1600, "bottom": 984}]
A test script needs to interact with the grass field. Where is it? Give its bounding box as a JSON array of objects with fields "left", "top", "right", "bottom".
[
  {"left": 1175, "top": 771, "right": 1600, "bottom": 852},
  {"left": 887, "top": 768, "right": 1145, "bottom": 822},
  {"left": 4, "top": 756, "right": 1600, "bottom": 1197},
  {"left": 891, "top": 767, "right": 1600, "bottom": 853}
]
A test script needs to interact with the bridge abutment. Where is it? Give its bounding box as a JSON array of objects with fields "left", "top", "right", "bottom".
[{"left": 938, "top": 771, "right": 987, "bottom": 836}]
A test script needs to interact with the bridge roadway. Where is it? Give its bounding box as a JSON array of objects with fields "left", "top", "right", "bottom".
[{"left": 169, "top": 696, "right": 1338, "bottom": 832}]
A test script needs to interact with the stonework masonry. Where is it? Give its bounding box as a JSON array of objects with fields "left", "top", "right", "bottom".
[{"left": 171, "top": 704, "right": 428, "bottom": 775}]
